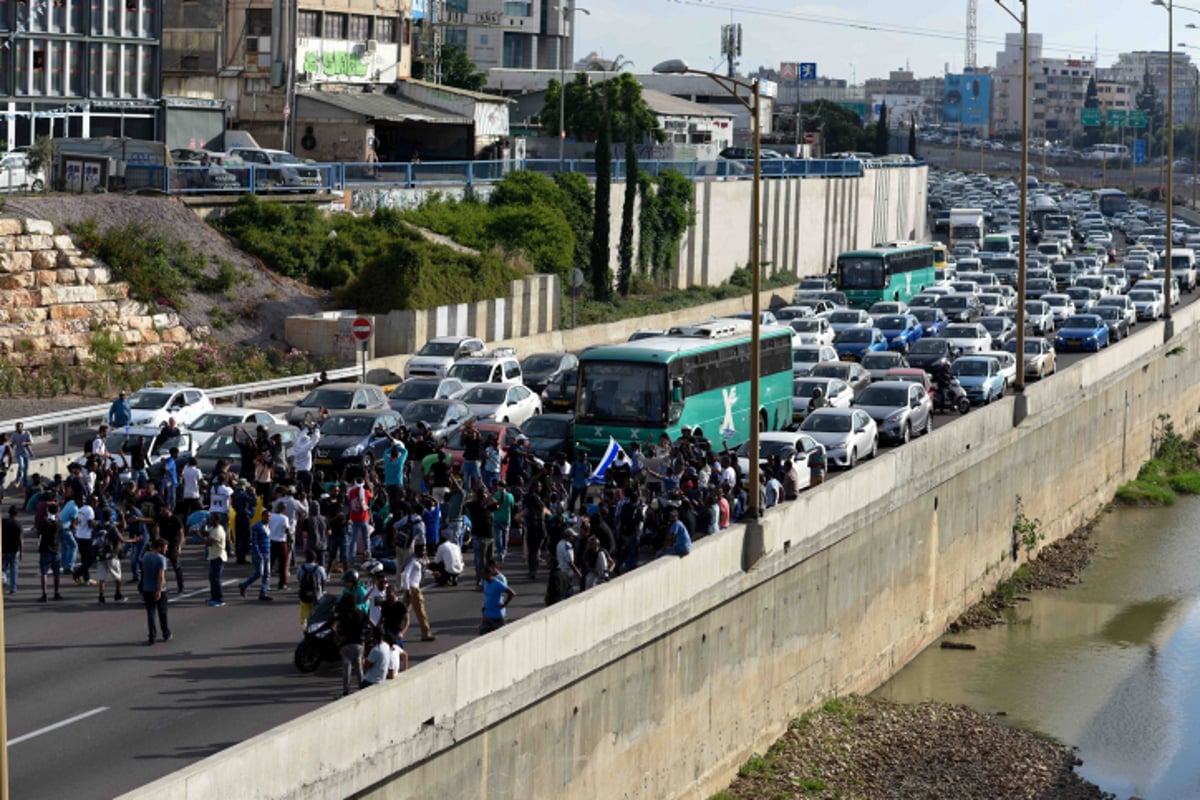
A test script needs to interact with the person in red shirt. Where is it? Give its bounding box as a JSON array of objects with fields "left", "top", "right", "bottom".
[{"left": 347, "top": 478, "right": 373, "bottom": 561}]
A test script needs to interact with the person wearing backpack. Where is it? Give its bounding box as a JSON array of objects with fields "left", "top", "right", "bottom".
[
  {"left": 296, "top": 549, "right": 327, "bottom": 626},
  {"left": 94, "top": 510, "right": 134, "bottom": 604},
  {"left": 347, "top": 478, "right": 373, "bottom": 561}
]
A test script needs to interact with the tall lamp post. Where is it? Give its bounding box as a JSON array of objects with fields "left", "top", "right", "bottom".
[
  {"left": 556, "top": 3, "right": 590, "bottom": 170},
  {"left": 1175, "top": 39, "right": 1200, "bottom": 208},
  {"left": 1154, "top": 0, "right": 1176, "bottom": 338},
  {"left": 996, "top": 0, "right": 1030, "bottom": 418},
  {"left": 654, "top": 58, "right": 766, "bottom": 528}
]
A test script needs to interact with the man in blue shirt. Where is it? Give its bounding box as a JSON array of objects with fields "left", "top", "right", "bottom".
[
  {"left": 657, "top": 509, "right": 692, "bottom": 558},
  {"left": 570, "top": 451, "right": 591, "bottom": 512},
  {"left": 383, "top": 442, "right": 407, "bottom": 509},
  {"left": 108, "top": 391, "right": 132, "bottom": 427},
  {"left": 479, "top": 559, "right": 515, "bottom": 634},
  {"left": 239, "top": 509, "right": 272, "bottom": 600}
]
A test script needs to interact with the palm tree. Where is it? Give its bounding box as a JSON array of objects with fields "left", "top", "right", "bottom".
[{"left": 586, "top": 53, "right": 634, "bottom": 72}]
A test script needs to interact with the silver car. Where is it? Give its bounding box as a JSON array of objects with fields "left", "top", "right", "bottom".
[
  {"left": 798, "top": 408, "right": 879, "bottom": 469},
  {"left": 851, "top": 380, "right": 933, "bottom": 444}
]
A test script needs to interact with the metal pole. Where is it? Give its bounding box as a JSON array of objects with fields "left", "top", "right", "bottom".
[
  {"left": 1193, "top": 70, "right": 1198, "bottom": 208},
  {"left": 557, "top": 10, "right": 566, "bottom": 170},
  {"left": 0, "top": 583, "right": 8, "bottom": 800},
  {"left": 1014, "top": 0, "right": 1029, "bottom": 401},
  {"left": 1167, "top": 4, "right": 1176, "bottom": 333},
  {"left": 748, "top": 77, "right": 762, "bottom": 519}
]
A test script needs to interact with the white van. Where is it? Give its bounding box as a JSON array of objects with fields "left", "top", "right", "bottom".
[
  {"left": 1084, "top": 144, "right": 1130, "bottom": 162},
  {"left": 1169, "top": 248, "right": 1197, "bottom": 292}
]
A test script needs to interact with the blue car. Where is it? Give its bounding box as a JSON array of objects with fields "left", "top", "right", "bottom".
[
  {"left": 834, "top": 327, "right": 887, "bottom": 362},
  {"left": 909, "top": 307, "right": 949, "bottom": 337},
  {"left": 950, "top": 356, "right": 1006, "bottom": 404},
  {"left": 874, "top": 314, "right": 924, "bottom": 352},
  {"left": 1055, "top": 314, "right": 1110, "bottom": 352}
]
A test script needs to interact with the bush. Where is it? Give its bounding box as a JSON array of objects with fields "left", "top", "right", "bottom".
[
  {"left": 485, "top": 203, "right": 574, "bottom": 277},
  {"left": 1115, "top": 480, "right": 1178, "bottom": 505},
  {"left": 73, "top": 219, "right": 192, "bottom": 308}
]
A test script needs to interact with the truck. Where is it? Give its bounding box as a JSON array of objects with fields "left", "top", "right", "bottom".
[
  {"left": 948, "top": 208, "right": 985, "bottom": 250},
  {"left": 1041, "top": 213, "right": 1074, "bottom": 255}
]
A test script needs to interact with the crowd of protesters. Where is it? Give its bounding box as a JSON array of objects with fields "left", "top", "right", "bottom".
[{"left": 0, "top": 400, "right": 819, "bottom": 687}]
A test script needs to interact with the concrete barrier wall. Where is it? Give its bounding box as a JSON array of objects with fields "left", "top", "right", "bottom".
[{"left": 123, "top": 305, "right": 1200, "bottom": 800}]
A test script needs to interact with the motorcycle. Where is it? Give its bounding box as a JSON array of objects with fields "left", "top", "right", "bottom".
[
  {"left": 933, "top": 379, "right": 971, "bottom": 415},
  {"left": 294, "top": 594, "right": 342, "bottom": 673}
]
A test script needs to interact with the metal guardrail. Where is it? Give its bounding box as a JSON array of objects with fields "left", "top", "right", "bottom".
[
  {"left": 117, "top": 156, "right": 921, "bottom": 195},
  {"left": 3, "top": 365, "right": 361, "bottom": 466}
]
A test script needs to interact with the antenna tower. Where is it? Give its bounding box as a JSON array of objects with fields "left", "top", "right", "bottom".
[{"left": 965, "top": 0, "right": 978, "bottom": 69}]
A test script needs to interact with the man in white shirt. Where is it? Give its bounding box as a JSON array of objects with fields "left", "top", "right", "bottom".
[
  {"left": 430, "top": 534, "right": 464, "bottom": 586},
  {"left": 180, "top": 458, "right": 203, "bottom": 520},
  {"left": 292, "top": 424, "right": 320, "bottom": 496},
  {"left": 91, "top": 425, "right": 110, "bottom": 460},
  {"left": 71, "top": 496, "right": 97, "bottom": 585},
  {"left": 401, "top": 545, "right": 434, "bottom": 642},
  {"left": 208, "top": 475, "right": 235, "bottom": 556},
  {"left": 266, "top": 500, "right": 294, "bottom": 590},
  {"left": 555, "top": 528, "right": 581, "bottom": 595}
]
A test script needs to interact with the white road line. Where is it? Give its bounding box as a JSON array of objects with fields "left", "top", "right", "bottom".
[
  {"left": 8, "top": 707, "right": 109, "bottom": 747},
  {"left": 170, "top": 578, "right": 240, "bottom": 602}
]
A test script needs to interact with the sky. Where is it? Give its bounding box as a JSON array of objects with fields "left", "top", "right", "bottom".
[{"left": 572, "top": 0, "right": 1187, "bottom": 81}]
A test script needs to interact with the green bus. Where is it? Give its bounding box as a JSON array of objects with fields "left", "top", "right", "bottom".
[
  {"left": 573, "top": 320, "right": 795, "bottom": 458},
  {"left": 836, "top": 244, "right": 936, "bottom": 309}
]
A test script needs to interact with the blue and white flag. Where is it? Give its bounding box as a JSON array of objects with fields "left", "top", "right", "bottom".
[{"left": 588, "top": 437, "right": 624, "bottom": 485}]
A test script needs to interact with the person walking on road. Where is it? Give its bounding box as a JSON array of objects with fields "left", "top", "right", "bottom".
[
  {"left": 267, "top": 500, "right": 293, "bottom": 590},
  {"left": 3, "top": 504, "right": 23, "bottom": 593},
  {"left": 333, "top": 588, "right": 367, "bottom": 696},
  {"left": 11, "top": 422, "right": 32, "bottom": 489},
  {"left": 155, "top": 503, "right": 185, "bottom": 594},
  {"left": 35, "top": 502, "right": 62, "bottom": 602},
  {"left": 204, "top": 512, "right": 227, "bottom": 607},
  {"left": 296, "top": 549, "right": 327, "bottom": 625},
  {"left": 401, "top": 543, "right": 435, "bottom": 641},
  {"left": 479, "top": 559, "right": 515, "bottom": 634},
  {"left": 239, "top": 508, "right": 272, "bottom": 601},
  {"left": 140, "top": 538, "right": 171, "bottom": 645},
  {"left": 107, "top": 391, "right": 132, "bottom": 428}
]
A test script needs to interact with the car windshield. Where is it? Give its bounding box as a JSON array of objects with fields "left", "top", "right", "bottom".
[
  {"left": 129, "top": 391, "right": 172, "bottom": 410},
  {"left": 793, "top": 348, "right": 823, "bottom": 362},
  {"left": 910, "top": 339, "right": 946, "bottom": 354},
  {"left": 793, "top": 379, "right": 830, "bottom": 398},
  {"left": 521, "top": 416, "right": 570, "bottom": 437},
  {"left": 790, "top": 319, "right": 821, "bottom": 332},
  {"left": 953, "top": 360, "right": 990, "bottom": 377},
  {"left": 937, "top": 296, "right": 968, "bottom": 309},
  {"left": 979, "top": 318, "right": 1004, "bottom": 333},
  {"left": 577, "top": 362, "right": 666, "bottom": 425},
  {"left": 910, "top": 308, "right": 939, "bottom": 322},
  {"left": 829, "top": 312, "right": 862, "bottom": 324},
  {"left": 860, "top": 353, "right": 897, "bottom": 369},
  {"left": 1062, "top": 316, "right": 1097, "bottom": 329},
  {"left": 522, "top": 355, "right": 561, "bottom": 372},
  {"left": 391, "top": 381, "right": 437, "bottom": 401},
  {"left": 838, "top": 329, "right": 872, "bottom": 343},
  {"left": 270, "top": 151, "right": 302, "bottom": 164},
  {"left": 462, "top": 386, "right": 507, "bottom": 404},
  {"left": 870, "top": 304, "right": 900, "bottom": 315},
  {"left": 189, "top": 413, "right": 243, "bottom": 432},
  {"left": 1095, "top": 307, "right": 1119, "bottom": 320},
  {"left": 448, "top": 363, "right": 495, "bottom": 382},
  {"left": 735, "top": 438, "right": 795, "bottom": 458},
  {"left": 299, "top": 389, "right": 353, "bottom": 409},
  {"left": 856, "top": 386, "right": 910, "bottom": 405},
  {"left": 809, "top": 364, "right": 849, "bottom": 379},
  {"left": 877, "top": 315, "right": 907, "bottom": 329},
  {"left": 800, "top": 413, "right": 853, "bottom": 433},
  {"left": 1005, "top": 340, "right": 1045, "bottom": 354},
  {"left": 944, "top": 326, "right": 979, "bottom": 338},
  {"left": 196, "top": 432, "right": 242, "bottom": 459},
  {"left": 320, "top": 416, "right": 375, "bottom": 436},
  {"left": 1129, "top": 291, "right": 1157, "bottom": 301},
  {"left": 417, "top": 341, "right": 461, "bottom": 357},
  {"left": 1044, "top": 296, "right": 1067, "bottom": 307},
  {"left": 402, "top": 402, "right": 449, "bottom": 424}
]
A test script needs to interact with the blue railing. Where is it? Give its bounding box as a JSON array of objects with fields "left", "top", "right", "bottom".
[{"left": 121, "top": 156, "right": 918, "bottom": 195}]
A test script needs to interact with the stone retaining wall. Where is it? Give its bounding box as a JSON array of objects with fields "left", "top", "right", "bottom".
[{"left": 0, "top": 217, "right": 191, "bottom": 365}]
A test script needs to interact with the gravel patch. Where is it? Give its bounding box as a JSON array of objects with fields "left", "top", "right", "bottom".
[
  {"left": 2, "top": 195, "right": 329, "bottom": 348},
  {"left": 721, "top": 696, "right": 1114, "bottom": 800}
]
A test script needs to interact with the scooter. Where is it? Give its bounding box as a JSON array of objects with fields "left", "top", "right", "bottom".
[
  {"left": 294, "top": 594, "right": 342, "bottom": 673},
  {"left": 933, "top": 380, "right": 971, "bottom": 415}
]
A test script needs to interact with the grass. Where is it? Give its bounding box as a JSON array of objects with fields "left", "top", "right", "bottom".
[
  {"left": 1115, "top": 416, "right": 1200, "bottom": 506},
  {"left": 1115, "top": 480, "right": 1179, "bottom": 506}
]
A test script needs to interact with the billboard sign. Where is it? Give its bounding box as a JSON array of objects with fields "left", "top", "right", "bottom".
[
  {"left": 780, "top": 62, "right": 798, "bottom": 81},
  {"left": 943, "top": 73, "right": 990, "bottom": 126},
  {"left": 1133, "top": 138, "right": 1146, "bottom": 166}
]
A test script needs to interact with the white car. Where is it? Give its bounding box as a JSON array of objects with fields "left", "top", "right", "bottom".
[
  {"left": 941, "top": 323, "right": 992, "bottom": 355},
  {"left": 734, "top": 432, "right": 825, "bottom": 481},
  {"left": 1127, "top": 288, "right": 1165, "bottom": 321},
  {"left": 127, "top": 383, "right": 214, "bottom": 427},
  {"left": 791, "top": 376, "right": 853, "bottom": 422},
  {"left": 185, "top": 408, "right": 279, "bottom": 447},
  {"left": 460, "top": 383, "right": 541, "bottom": 425},
  {"left": 1041, "top": 293, "right": 1077, "bottom": 323},
  {"left": 404, "top": 336, "right": 486, "bottom": 379},
  {"left": 979, "top": 350, "right": 1017, "bottom": 388},
  {"left": 447, "top": 348, "right": 523, "bottom": 390},
  {"left": 0, "top": 151, "right": 45, "bottom": 192},
  {"left": 788, "top": 317, "right": 835, "bottom": 347},
  {"left": 798, "top": 408, "right": 878, "bottom": 469},
  {"left": 792, "top": 345, "right": 838, "bottom": 377}
]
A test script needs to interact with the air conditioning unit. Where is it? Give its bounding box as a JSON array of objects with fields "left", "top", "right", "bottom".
[
  {"left": 250, "top": 36, "right": 271, "bottom": 55},
  {"left": 366, "top": 39, "right": 378, "bottom": 53}
]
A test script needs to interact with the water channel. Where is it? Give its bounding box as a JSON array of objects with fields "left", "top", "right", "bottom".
[{"left": 874, "top": 500, "right": 1200, "bottom": 800}]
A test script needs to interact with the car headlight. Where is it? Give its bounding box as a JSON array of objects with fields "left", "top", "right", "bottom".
[
  {"left": 833, "top": 438, "right": 851, "bottom": 451},
  {"left": 342, "top": 443, "right": 365, "bottom": 457},
  {"left": 886, "top": 410, "right": 906, "bottom": 422}
]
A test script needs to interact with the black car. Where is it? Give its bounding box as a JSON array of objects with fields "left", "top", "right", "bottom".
[
  {"left": 521, "top": 352, "right": 579, "bottom": 395},
  {"left": 906, "top": 337, "right": 962, "bottom": 374},
  {"left": 520, "top": 413, "right": 575, "bottom": 461},
  {"left": 1092, "top": 305, "right": 1131, "bottom": 342},
  {"left": 540, "top": 369, "right": 578, "bottom": 413},
  {"left": 312, "top": 410, "right": 404, "bottom": 475}
]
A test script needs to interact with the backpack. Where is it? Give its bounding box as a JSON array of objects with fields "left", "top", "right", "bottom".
[
  {"left": 298, "top": 564, "right": 319, "bottom": 603},
  {"left": 93, "top": 525, "right": 115, "bottom": 560}
]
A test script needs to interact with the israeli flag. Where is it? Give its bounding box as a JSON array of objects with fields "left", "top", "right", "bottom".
[{"left": 588, "top": 437, "right": 624, "bottom": 485}]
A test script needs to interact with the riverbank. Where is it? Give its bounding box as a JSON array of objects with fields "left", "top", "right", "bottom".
[{"left": 714, "top": 696, "right": 1113, "bottom": 800}]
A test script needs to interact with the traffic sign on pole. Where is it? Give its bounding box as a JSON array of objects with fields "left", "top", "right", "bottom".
[
  {"left": 799, "top": 63, "right": 817, "bottom": 80},
  {"left": 1106, "top": 109, "right": 1127, "bottom": 127},
  {"left": 1080, "top": 108, "right": 1101, "bottom": 127},
  {"left": 1133, "top": 138, "right": 1146, "bottom": 166},
  {"left": 351, "top": 317, "right": 372, "bottom": 342},
  {"left": 1129, "top": 110, "right": 1147, "bottom": 129}
]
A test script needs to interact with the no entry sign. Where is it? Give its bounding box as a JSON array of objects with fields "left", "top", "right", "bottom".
[{"left": 351, "top": 317, "right": 372, "bottom": 341}]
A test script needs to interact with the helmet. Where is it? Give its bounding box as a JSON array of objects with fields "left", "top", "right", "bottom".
[
  {"left": 365, "top": 560, "right": 384, "bottom": 577},
  {"left": 342, "top": 569, "right": 360, "bottom": 585}
]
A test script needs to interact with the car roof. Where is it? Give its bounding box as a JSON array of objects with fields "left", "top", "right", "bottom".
[
  {"left": 429, "top": 335, "right": 482, "bottom": 344},
  {"left": 324, "top": 409, "right": 396, "bottom": 419},
  {"left": 307, "top": 382, "right": 364, "bottom": 391},
  {"left": 196, "top": 407, "right": 268, "bottom": 416}
]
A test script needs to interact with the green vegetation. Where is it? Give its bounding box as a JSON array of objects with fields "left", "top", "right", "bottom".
[
  {"left": 72, "top": 220, "right": 205, "bottom": 308},
  {"left": 1115, "top": 414, "right": 1200, "bottom": 506},
  {"left": 566, "top": 270, "right": 794, "bottom": 328},
  {"left": 1012, "top": 506, "right": 1044, "bottom": 558},
  {"left": 410, "top": 43, "right": 485, "bottom": 92}
]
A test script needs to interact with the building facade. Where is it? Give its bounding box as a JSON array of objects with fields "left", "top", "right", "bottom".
[
  {"left": 0, "top": 0, "right": 163, "bottom": 148},
  {"left": 417, "top": 0, "right": 575, "bottom": 73},
  {"left": 990, "top": 33, "right": 1093, "bottom": 140}
]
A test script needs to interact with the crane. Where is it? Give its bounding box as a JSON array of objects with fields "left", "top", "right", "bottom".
[{"left": 965, "top": 0, "right": 977, "bottom": 69}]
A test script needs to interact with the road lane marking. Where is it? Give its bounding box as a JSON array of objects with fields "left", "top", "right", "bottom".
[
  {"left": 8, "top": 707, "right": 109, "bottom": 747},
  {"left": 170, "top": 579, "right": 240, "bottom": 602}
]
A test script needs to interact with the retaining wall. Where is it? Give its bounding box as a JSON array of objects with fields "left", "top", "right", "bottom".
[{"left": 122, "top": 299, "right": 1200, "bottom": 799}]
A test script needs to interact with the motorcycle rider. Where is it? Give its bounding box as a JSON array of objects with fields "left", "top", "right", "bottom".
[{"left": 934, "top": 362, "right": 955, "bottom": 412}]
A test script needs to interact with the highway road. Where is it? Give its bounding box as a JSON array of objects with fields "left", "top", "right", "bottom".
[{"left": 6, "top": 231, "right": 1197, "bottom": 798}]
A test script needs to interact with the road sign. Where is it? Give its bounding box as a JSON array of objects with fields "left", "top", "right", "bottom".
[
  {"left": 799, "top": 62, "right": 817, "bottom": 80},
  {"left": 804, "top": 132, "right": 817, "bottom": 144},
  {"left": 351, "top": 316, "right": 372, "bottom": 342},
  {"left": 1129, "top": 110, "right": 1147, "bottom": 129},
  {"left": 1080, "top": 108, "right": 1101, "bottom": 127},
  {"left": 780, "top": 62, "right": 798, "bottom": 81},
  {"left": 1106, "top": 109, "right": 1127, "bottom": 127},
  {"left": 1133, "top": 138, "right": 1146, "bottom": 166}
]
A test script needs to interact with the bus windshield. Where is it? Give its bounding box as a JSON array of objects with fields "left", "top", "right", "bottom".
[
  {"left": 576, "top": 362, "right": 667, "bottom": 425},
  {"left": 839, "top": 258, "right": 885, "bottom": 289}
]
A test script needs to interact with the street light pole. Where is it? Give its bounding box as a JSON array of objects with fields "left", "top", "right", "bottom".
[
  {"left": 997, "top": 0, "right": 1029, "bottom": 413},
  {"left": 1156, "top": 0, "right": 1176, "bottom": 337},
  {"left": 653, "top": 58, "right": 764, "bottom": 527},
  {"left": 556, "top": 4, "right": 590, "bottom": 170}
]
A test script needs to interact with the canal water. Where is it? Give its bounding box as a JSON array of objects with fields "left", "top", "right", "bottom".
[{"left": 873, "top": 501, "right": 1200, "bottom": 800}]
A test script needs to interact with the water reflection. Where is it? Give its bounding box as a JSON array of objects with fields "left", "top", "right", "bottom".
[{"left": 874, "top": 502, "right": 1200, "bottom": 799}]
